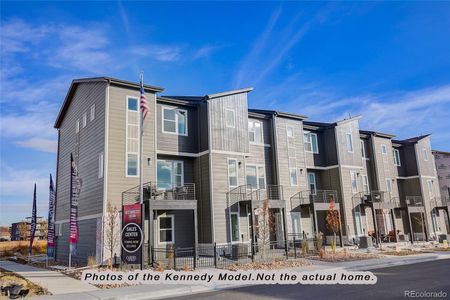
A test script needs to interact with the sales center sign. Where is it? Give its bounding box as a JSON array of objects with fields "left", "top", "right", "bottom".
[{"left": 122, "top": 203, "right": 143, "bottom": 265}]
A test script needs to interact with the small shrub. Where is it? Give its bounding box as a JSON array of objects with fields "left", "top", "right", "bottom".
[
  {"left": 87, "top": 256, "right": 97, "bottom": 267},
  {"left": 331, "top": 238, "right": 336, "bottom": 254},
  {"left": 156, "top": 263, "right": 165, "bottom": 272},
  {"left": 343, "top": 248, "right": 348, "bottom": 257},
  {"left": 315, "top": 233, "right": 323, "bottom": 253},
  {"left": 183, "top": 263, "right": 190, "bottom": 271},
  {"left": 302, "top": 239, "right": 309, "bottom": 255},
  {"left": 319, "top": 249, "right": 325, "bottom": 259}
]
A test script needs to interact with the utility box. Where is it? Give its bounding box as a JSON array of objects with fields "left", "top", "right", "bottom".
[
  {"left": 359, "top": 236, "right": 373, "bottom": 249},
  {"left": 231, "top": 243, "right": 248, "bottom": 260},
  {"left": 438, "top": 234, "right": 450, "bottom": 243}
]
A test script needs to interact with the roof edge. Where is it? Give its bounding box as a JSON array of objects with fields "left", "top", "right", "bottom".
[{"left": 206, "top": 87, "right": 253, "bottom": 100}]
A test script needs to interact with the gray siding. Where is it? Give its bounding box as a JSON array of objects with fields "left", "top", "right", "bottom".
[{"left": 55, "top": 82, "right": 106, "bottom": 221}]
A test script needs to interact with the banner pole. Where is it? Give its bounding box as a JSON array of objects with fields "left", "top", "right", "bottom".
[{"left": 139, "top": 71, "right": 144, "bottom": 271}]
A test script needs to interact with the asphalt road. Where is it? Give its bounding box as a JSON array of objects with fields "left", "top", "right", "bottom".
[{"left": 167, "top": 259, "right": 450, "bottom": 300}]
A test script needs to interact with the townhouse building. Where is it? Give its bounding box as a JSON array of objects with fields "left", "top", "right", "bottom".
[
  {"left": 432, "top": 150, "right": 450, "bottom": 235},
  {"left": 10, "top": 218, "right": 48, "bottom": 241},
  {"left": 53, "top": 77, "right": 446, "bottom": 265}
]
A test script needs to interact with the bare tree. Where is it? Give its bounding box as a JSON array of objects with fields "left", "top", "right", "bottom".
[
  {"left": 255, "top": 199, "right": 276, "bottom": 259},
  {"left": 326, "top": 198, "right": 340, "bottom": 254},
  {"left": 18, "top": 223, "right": 28, "bottom": 241},
  {"left": 104, "top": 203, "right": 121, "bottom": 268}
]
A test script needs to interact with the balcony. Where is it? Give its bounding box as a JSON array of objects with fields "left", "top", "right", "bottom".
[
  {"left": 122, "top": 182, "right": 197, "bottom": 210},
  {"left": 403, "top": 196, "right": 425, "bottom": 213},
  {"left": 290, "top": 190, "right": 338, "bottom": 211},
  {"left": 227, "top": 184, "right": 285, "bottom": 209},
  {"left": 431, "top": 196, "right": 450, "bottom": 209}
]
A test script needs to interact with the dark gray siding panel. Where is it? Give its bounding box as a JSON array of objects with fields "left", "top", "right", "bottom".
[{"left": 157, "top": 103, "right": 199, "bottom": 153}]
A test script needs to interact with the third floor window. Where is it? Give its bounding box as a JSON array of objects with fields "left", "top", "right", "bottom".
[
  {"left": 162, "top": 107, "right": 187, "bottom": 135},
  {"left": 304, "top": 132, "right": 318, "bottom": 153},
  {"left": 248, "top": 120, "right": 263, "bottom": 144}
]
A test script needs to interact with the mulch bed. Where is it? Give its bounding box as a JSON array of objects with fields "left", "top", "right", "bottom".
[
  {"left": 227, "top": 259, "right": 312, "bottom": 271},
  {"left": 308, "top": 251, "right": 380, "bottom": 262}
]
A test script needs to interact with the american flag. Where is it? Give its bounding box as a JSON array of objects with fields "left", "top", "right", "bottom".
[{"left": 140, "top": 78, "right": 148, "bottom": 121}]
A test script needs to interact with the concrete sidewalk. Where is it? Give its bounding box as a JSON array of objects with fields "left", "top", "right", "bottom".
[
  {"left": 0, "top": 260, "right": 98, "bottom": 295},
  {"left": 33, "top": 252, "right": 450, "bottom": 300}
]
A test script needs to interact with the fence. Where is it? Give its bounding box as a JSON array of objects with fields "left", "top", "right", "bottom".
[{"left": 149, "top": 237, "right": 322, "bottom": 270}]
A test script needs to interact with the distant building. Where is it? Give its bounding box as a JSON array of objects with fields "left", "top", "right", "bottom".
[
  {"left": 0, "top": 226, "right": 11, "bottom": 241},
  {"left": 10, "top": 218, "right": 48, "bottom": 241},
  {"left": 433, "top": 150, "right": 450, "bottom": 200}
]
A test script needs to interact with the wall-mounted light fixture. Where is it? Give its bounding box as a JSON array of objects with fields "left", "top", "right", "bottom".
[
  {"left": 238, "top": 161, "right": 242, "bottom": 168},
  {"left": 147, "top": 157, "right": 152, "bottom": 166},
  {"left": 299, "top": 168, "right": 303, "bottom": 174}
]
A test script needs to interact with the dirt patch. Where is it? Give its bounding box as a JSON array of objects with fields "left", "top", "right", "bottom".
[
  {"left": 379, "top": 249, "right": 431, "bottom": 256},
  {"left": 0, "top": 268, "right": 48, "bottom": 299},
  {"left": 226, "top": 259, "right": 312, "bottom": 271},
  {"left": 309, "top": 251, "right": 380, "bottom": 262}
]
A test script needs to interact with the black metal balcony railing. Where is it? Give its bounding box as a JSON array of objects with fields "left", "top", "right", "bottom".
[
  {"left": 405, "top": 196, "right": 424, "bottom": 207},
  {"left": 290, "top": 190, "right": 338, "bottom": 209},
  {"left": 431, "top": 196, "right": 450, "bottom": 208},
  {"left": 122, "top": 182, "right": 196, "bottom": 205}
]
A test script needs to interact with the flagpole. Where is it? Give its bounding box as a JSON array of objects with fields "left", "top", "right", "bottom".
[{"left": 139, "top": 71, "right": 144, "bottom": 270}]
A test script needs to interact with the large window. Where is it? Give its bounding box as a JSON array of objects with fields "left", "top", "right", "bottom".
[
  {"left": 290, "top": 168, "right": 298, "bottom": 186},
  {"left": 230, "top": 212, "right": 240, "bottom": 242},
  {"left": 226, "top": 109, "right": 236, "bottom": 128},
  {"left": 291, "top": 212, "right": 301, "bottom": 238},
  {"left": 246, "top": 165, "right": 266, "bottom": 189},
  {"left": 157, "top": 160, "right": 183, "bottom": 189},
  {"left": 307, "top": 172, "right": 316, "bottom": 195},
  {"left": 162, "top": 107, "right": 187, "bottom": 135},
  {"left": 158, "top": 215, "right": 174, "bottom": 244},
  {"left": 303, "top": 132, "right": 318, "bottom": 153},
  {"left": 350, "top": 171, "right": 358, "bottom": 193},
  {"left": 248, "top": 120, "right": 263, "bottom": 144},
  {"left": 346, "top": 133, "right": 353, "bottom": 153},
  {"left": 227, "top": 159, "right": 238, "bottom": 188},
  {"left": 126, "top": 97, "right": 139, "bottom": 176},
  {"left": 393, "top": 149, "right": 401, "bottom": 166},
  {"left": 363, "top": 175, "right": 370, "bottom": 195}
]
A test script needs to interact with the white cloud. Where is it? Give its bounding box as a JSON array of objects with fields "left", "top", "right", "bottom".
[
  {"left": 192, "top": 44, "right": 221, "bottom": 60},
  {"left": 130, "top": 45, "right": 183, "bottom": 62},
  {"left": 16, "top": 138, "right": 57, "bottom": 153}
]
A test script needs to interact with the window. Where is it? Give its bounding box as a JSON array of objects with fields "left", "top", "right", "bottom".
[
  {"left": 307, "top": 172, "right": 316, "bottom": 195},
  {"left": 248, "top": 120, "right": 263, "bottom": 144},
  {"left": 303, "top": 132, "right": 318, "bottom": 153},
  {"left": 162, "top": 107, "right": 187, "bottom": 135},
  {"left": 82, "top": 112, "right": 87, "bottom": 128},
  {"left": 423, "top": 148, "right": 429, "bottom": 161},
  {"left": 157, "top": 160, "right": 183, "bottom": 190},
  {"left": 126, "top": 97, "right": 139, "bottom": 176},
  {"left": 98, "top": 152, "right": 104, "bottom": 179},
  {"left": 360, "top": 140, "right": 366, "bottom": 158},
  {"left": 158, "top": 215, "right": 174, "bottom": 244},
  {"left": 355, "top": 210, "right": 363, "bottom": 236},
  {"left": 230, "top": 212, "right": 240, "bottom": 242},
  {"left": 393, "top": 149, "right": 401, "bottom": 166},
  {"left": 386, "top": 179, "right": 392, "bottom": 193},
  {"left": 75, "top": 119, "right": 80, "bottom": 133},
  {"left": 291, "top": 212, "right": 301, "bottom": 238},
  {"left": 350, "top": 171, "right": 358, "bottom": 193},
  {"left": 227, "top": 159, "right": 238, "bottom": 188},
  {"left": 381, "top": 144, "right": 387, "bottom": 155},
  {"left": 290, "top": 168, "right": 298, "bottom": 186},
  {"left": 346, "top": 133, "right": 353, "bottom": 153},
  {"left": 246, "top": 165, "right": 266, "bottom": 189},
  {"left": 225, "top": 109, "right": 235, "bottom": 128},
  {"left": 427, "top": 180, "right": 434, "bottom": 197},
  {"left": 363, "top": 175, "right": 370, "bottom": 195},
  {"left": 287, "top": 126, "right": 295, "bottom": 149},
  {"left": 90, "top": 104, "right": 95, "bottom": 121}
]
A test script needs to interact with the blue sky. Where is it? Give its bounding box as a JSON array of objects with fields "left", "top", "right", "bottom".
[{"left": 1, "top": 2, "right": 450, "bottom": 225}]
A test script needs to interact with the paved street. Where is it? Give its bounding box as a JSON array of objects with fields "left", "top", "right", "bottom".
[{"left": 168, "top": 259, "right": 450, "bottom": 300}]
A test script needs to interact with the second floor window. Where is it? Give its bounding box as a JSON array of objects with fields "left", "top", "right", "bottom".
[
  {"left": 228, "top": 159, "right": 238, "bottom": 187},
  {"left": 363, "top": 175, "right": 370, "bottom": 195},
  {"left": 246, "top": 165, "right": 266, "bottom": 189},
  {"left": 248, "top": 120, "right": 263, "bottom": 144},
  {"left": 157, "top": 160, "right": 183, "bottom": 190},
  {"left": 304, "top": 132, "right": 318, "bottom": 153},
  {"left": 350, "top": 171, "right": 358, "bottom": 193},
  {"left": 393, "top": 149, "right": 401, "bottom": 166},
  {"left": 126, "top": 97, "right": 139, "bottom": 176},
  {"left": 162, "top": 107, "right": 187, "bottom": 135}
]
